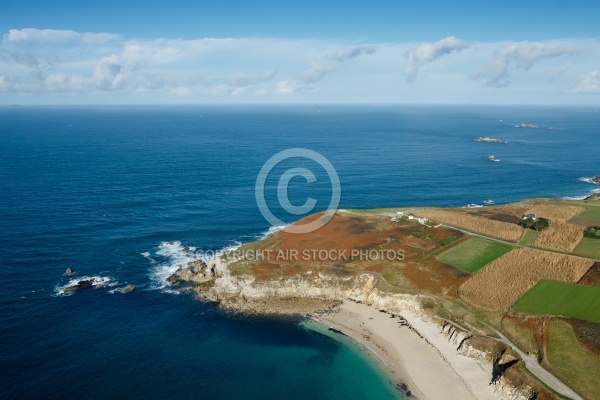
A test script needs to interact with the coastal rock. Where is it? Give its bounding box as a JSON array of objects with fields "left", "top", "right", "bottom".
[
  {"left": 122, "top": 284, "right": 136, "bottom": 293},
  {"left": 165, "top": 258, "right": 213, "bottom": 286},
  {"left": 592, "top": 176, "right": 600, "bottom": 184},
  {"left": 65, "top": 268, "right": 74, "bottom": 276},
  {"left": 64, "top": 279, "right": 94, "bottom": 293}
]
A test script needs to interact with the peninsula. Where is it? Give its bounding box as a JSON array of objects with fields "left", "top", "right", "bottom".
[{"left": 169, "top": 198, "right": 600, "bottom": 400}]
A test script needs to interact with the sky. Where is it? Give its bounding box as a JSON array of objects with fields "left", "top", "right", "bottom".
[{"left": 1, "top": 0, "right": 600, "bottom": 104}]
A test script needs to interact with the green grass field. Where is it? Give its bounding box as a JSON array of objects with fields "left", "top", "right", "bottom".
[
  {"left": 513, "top": 280, "right": 600, "bottom": 323},
  {"left": 576, "top": 206, "right": 600, "bottom": 222},
  {"left": 519, "top": 229, "right": 539, "bottom": 245},
  {"left": 543, "top": 319, "right": 600, "bottom": 400},
  {"left": 436, "top": 237, "right": 512, "bottom": 274},
  {"left": 573, "top": 237, "right": 600, "bottom": 259}
]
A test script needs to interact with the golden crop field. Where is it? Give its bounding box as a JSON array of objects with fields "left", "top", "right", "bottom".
[
  {"left": 458, "top": 248, "right": 593, "bottom": 311},
  {"left": 525, "top": 204, "right": 585, "bottom": 221},
  {"left": 414, "top": 209, "right": 524, "bottom": 242},
  {"left": 530, "top": 221, "right": 585, "bottom": 253}
]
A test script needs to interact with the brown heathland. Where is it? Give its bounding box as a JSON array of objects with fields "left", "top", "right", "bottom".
[
  {"left": 530, "top": 221, "right": 585, "bottom": 253},
  {"left": 414, "top": 209, "right": 524, "bottom": 242},
  {"left": 525, "top": 204, "right": 585, "bottom": 221},
  {"left": 458, "top": 248, "right": 593, "bottom": 311}
]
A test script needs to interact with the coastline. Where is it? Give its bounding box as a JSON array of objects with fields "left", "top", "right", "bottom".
[{"left": 312, "top": 301, "right": 498, "bottom": 400}]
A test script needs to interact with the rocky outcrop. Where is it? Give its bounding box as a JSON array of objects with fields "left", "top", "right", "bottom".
[
  {"left": 122, "top": 284, "right": 136, "bottom": 293},
  {"left": 65, "top": 268, "right": 74, "bottom": 276},
  {"left": 167, "top": 259, "right": 217, "bottom": 286},
  {"left": 192, "top": 271, "right": 424, "bottom": 314},
  {"left": 64, "top": 279, "right": 93, "bottom": 293}
]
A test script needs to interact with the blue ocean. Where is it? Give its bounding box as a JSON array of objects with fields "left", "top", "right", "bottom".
[{"left": 1, "top": 105, "right": 599, "bottom": 399}]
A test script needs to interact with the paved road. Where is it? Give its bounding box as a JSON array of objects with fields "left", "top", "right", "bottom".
[
  {"left": 482, "top": 322, "right": 584, "bottom": 400},
  {"left": 377, "top": 212, "right": 591, "bottom": 398},
  {"left": 437, "top": 317, "right": 582, "bottom": 399}
]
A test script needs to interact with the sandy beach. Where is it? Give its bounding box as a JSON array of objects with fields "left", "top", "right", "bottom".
[{"left": 316, "top": 301, "right": 498, "bottom": 400}]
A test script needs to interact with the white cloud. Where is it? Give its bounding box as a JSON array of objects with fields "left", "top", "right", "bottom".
[
  {"left": 302, "top": 46, "right": 375, "bottom": 84},
  {"left": 1, "top": 28, "right": 600, "bottom": 104},
  {"left": 274, "top": 79, "right": 298, "bottom": 95},
  {"left": 570, "top": 70, "right": 600, "bottom": 94},
  {"left": 274, "top": 45, "right": 375, "bottom": 94},
  {"left": 472, "top": 41, "right": 577, "bottom": 87},
  {"left": 3, "top": 28, "right": 119, "bottom": 44},
  {"left": 404, "top": 36, "right": 468, "bottom": 82}
]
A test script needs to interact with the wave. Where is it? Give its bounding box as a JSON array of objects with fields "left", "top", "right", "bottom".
[
  {"left": 256, "top": 224, "right": 287, "bottom": 240},
  {"left": 144, "top": 241, "right": 198, "bottom": 292},
  {"left": 579, "top": 177, "right": 599, "bottom": 185},
  {"left": 145, "top": 225, "right": 287, "bottom": 292},
  {"left": 54, "top": 275, "right": 114, "bottom": 296}
]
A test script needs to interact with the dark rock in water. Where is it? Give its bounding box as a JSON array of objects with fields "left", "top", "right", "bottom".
[
  {"left": 64, "top": 279, "right": 94, "bottom": 293},
  {"left": 166, "top": 274, "right": 181, "bottom": 285},
  {"left": 122, "top": 284, "right": 135, "bottom": 293},
  {"left": 65, "top": 268, "right": 74, "bottom": 276},
  {"left": 591, "top": 176, "right": 600, "bottom": 184},
  {"left": 183, "top": 246, "right": 190, "bottom": 252}
]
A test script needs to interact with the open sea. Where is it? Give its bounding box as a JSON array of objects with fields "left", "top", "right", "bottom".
[{"left": 1, "top": 105, "right": 599, "bottom": 399}]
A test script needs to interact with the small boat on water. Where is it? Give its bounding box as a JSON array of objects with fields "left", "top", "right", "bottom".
[{"left": 483, "top": 199, "right": 494, "bottom": 205}]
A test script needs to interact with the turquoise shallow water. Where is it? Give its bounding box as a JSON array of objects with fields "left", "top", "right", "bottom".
[{"left": 0, "top": 105, "right": 599, "bottom": 399}]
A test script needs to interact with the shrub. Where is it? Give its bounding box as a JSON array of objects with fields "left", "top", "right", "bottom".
[
  {"left": 439, "top": 235, "right": 457, "bottom": 246},
  {"left": 584, "top": 226, "right": 600, "bottom": 239},
  {"left": 520, "top": 217, "right": 549, "bottom": 231}
]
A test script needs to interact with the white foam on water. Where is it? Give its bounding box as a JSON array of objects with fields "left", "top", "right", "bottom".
[
  {"left": 147, "top": 241, "right": 198, "bottom": 291},
  {"left": 257, "top": 224, "right": 287, "bottom": 240},
  {"left": 54, "top": 275, "right": 113, "bottom": 296},
  {"left": 579, "top": 177, "right": 599, "bottom": 185}
]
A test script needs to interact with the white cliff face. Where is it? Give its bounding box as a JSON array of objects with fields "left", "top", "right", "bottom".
[
  {"left": 190, "top": 269, "right": 539, "bottom": 400},
  {"left": 205, "top": 272, "right": 422, "bottom": 312}
]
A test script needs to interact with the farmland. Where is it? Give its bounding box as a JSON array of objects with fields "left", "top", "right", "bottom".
[
  {"left": 436, "top": 237, "right": 512, "bottom": 274},
  {"left": 512, "top": 280, "right": 600, "bottom": 323},
  {"left": 529, "top": 221, "right": 585, "bottom": 253},
  {"left": 458, "top": 248, "right": 593, "bottom": 311},
  {"left": 573, "top": 206, "right": 600, "bottom": 222},
  {"left": 573, "top": 237, "right": 600, "bottom": 259},
  {"left": 543, "top": 320, "right": 600, "bottom": 400},
  {"left": 413, "top": 209, "right": 524, "bottom": 242},
  {"left": 525, "top": 204, "right": 585, "bottom": 221}
]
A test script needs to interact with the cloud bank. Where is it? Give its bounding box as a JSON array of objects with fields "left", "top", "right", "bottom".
[
  {"left": 1, "top": 29, "right": 599, "bottom": 103},
  {"left": 472, "top": 41, "right": 578, "bottom": 87},
  {"left": 404, "top": 36, "right": 468, "bottom": 82}
]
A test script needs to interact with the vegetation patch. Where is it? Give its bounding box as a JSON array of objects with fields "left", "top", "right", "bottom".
[
  {"left": 543, "top": 319, "right": 600, "bottom": 400},
  {"left": 573, "top": 237, "right": 600, "bottom": 259},
  {"left": 574, "top": 207, "right": 600, "bottom": 222},
  {"left": 436, "top": 237, "right": 512, "bottom": 274},
  {"left": 439, "top": 235, "right": 457, "bottom": 246},
  {"left": 525, "top": 204, "right": 585, "bottom": 221},
  {"left": 519, "top": 229, "right": 539, "bottom": 245},
  {"left": 567, "top": 319, "right": 600, "bottom": 356},
  {"left": 578, "top": 262, "right": 600, "bottom": 286},
  {"left": 583, "top": 226, "right": 600, "bottom": 239},
  {"left": 519, "top": 216, "right": 549, "bottom": 231},
  {"left": 530, "top": 221, "right": 585, "bottom": 253},
  {"left": 414, "top": 209, "right": 524, "bottom": 242},
  {"left": 458, "top": 248, "right": 593, "bottom": 311},
  {"left": 513, "top": 280, "right": 600, "bottom": 323}
]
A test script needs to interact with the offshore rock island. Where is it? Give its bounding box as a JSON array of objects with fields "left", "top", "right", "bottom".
[{"left": 170, "top": 198, "right": 600, "bottom": 400}]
